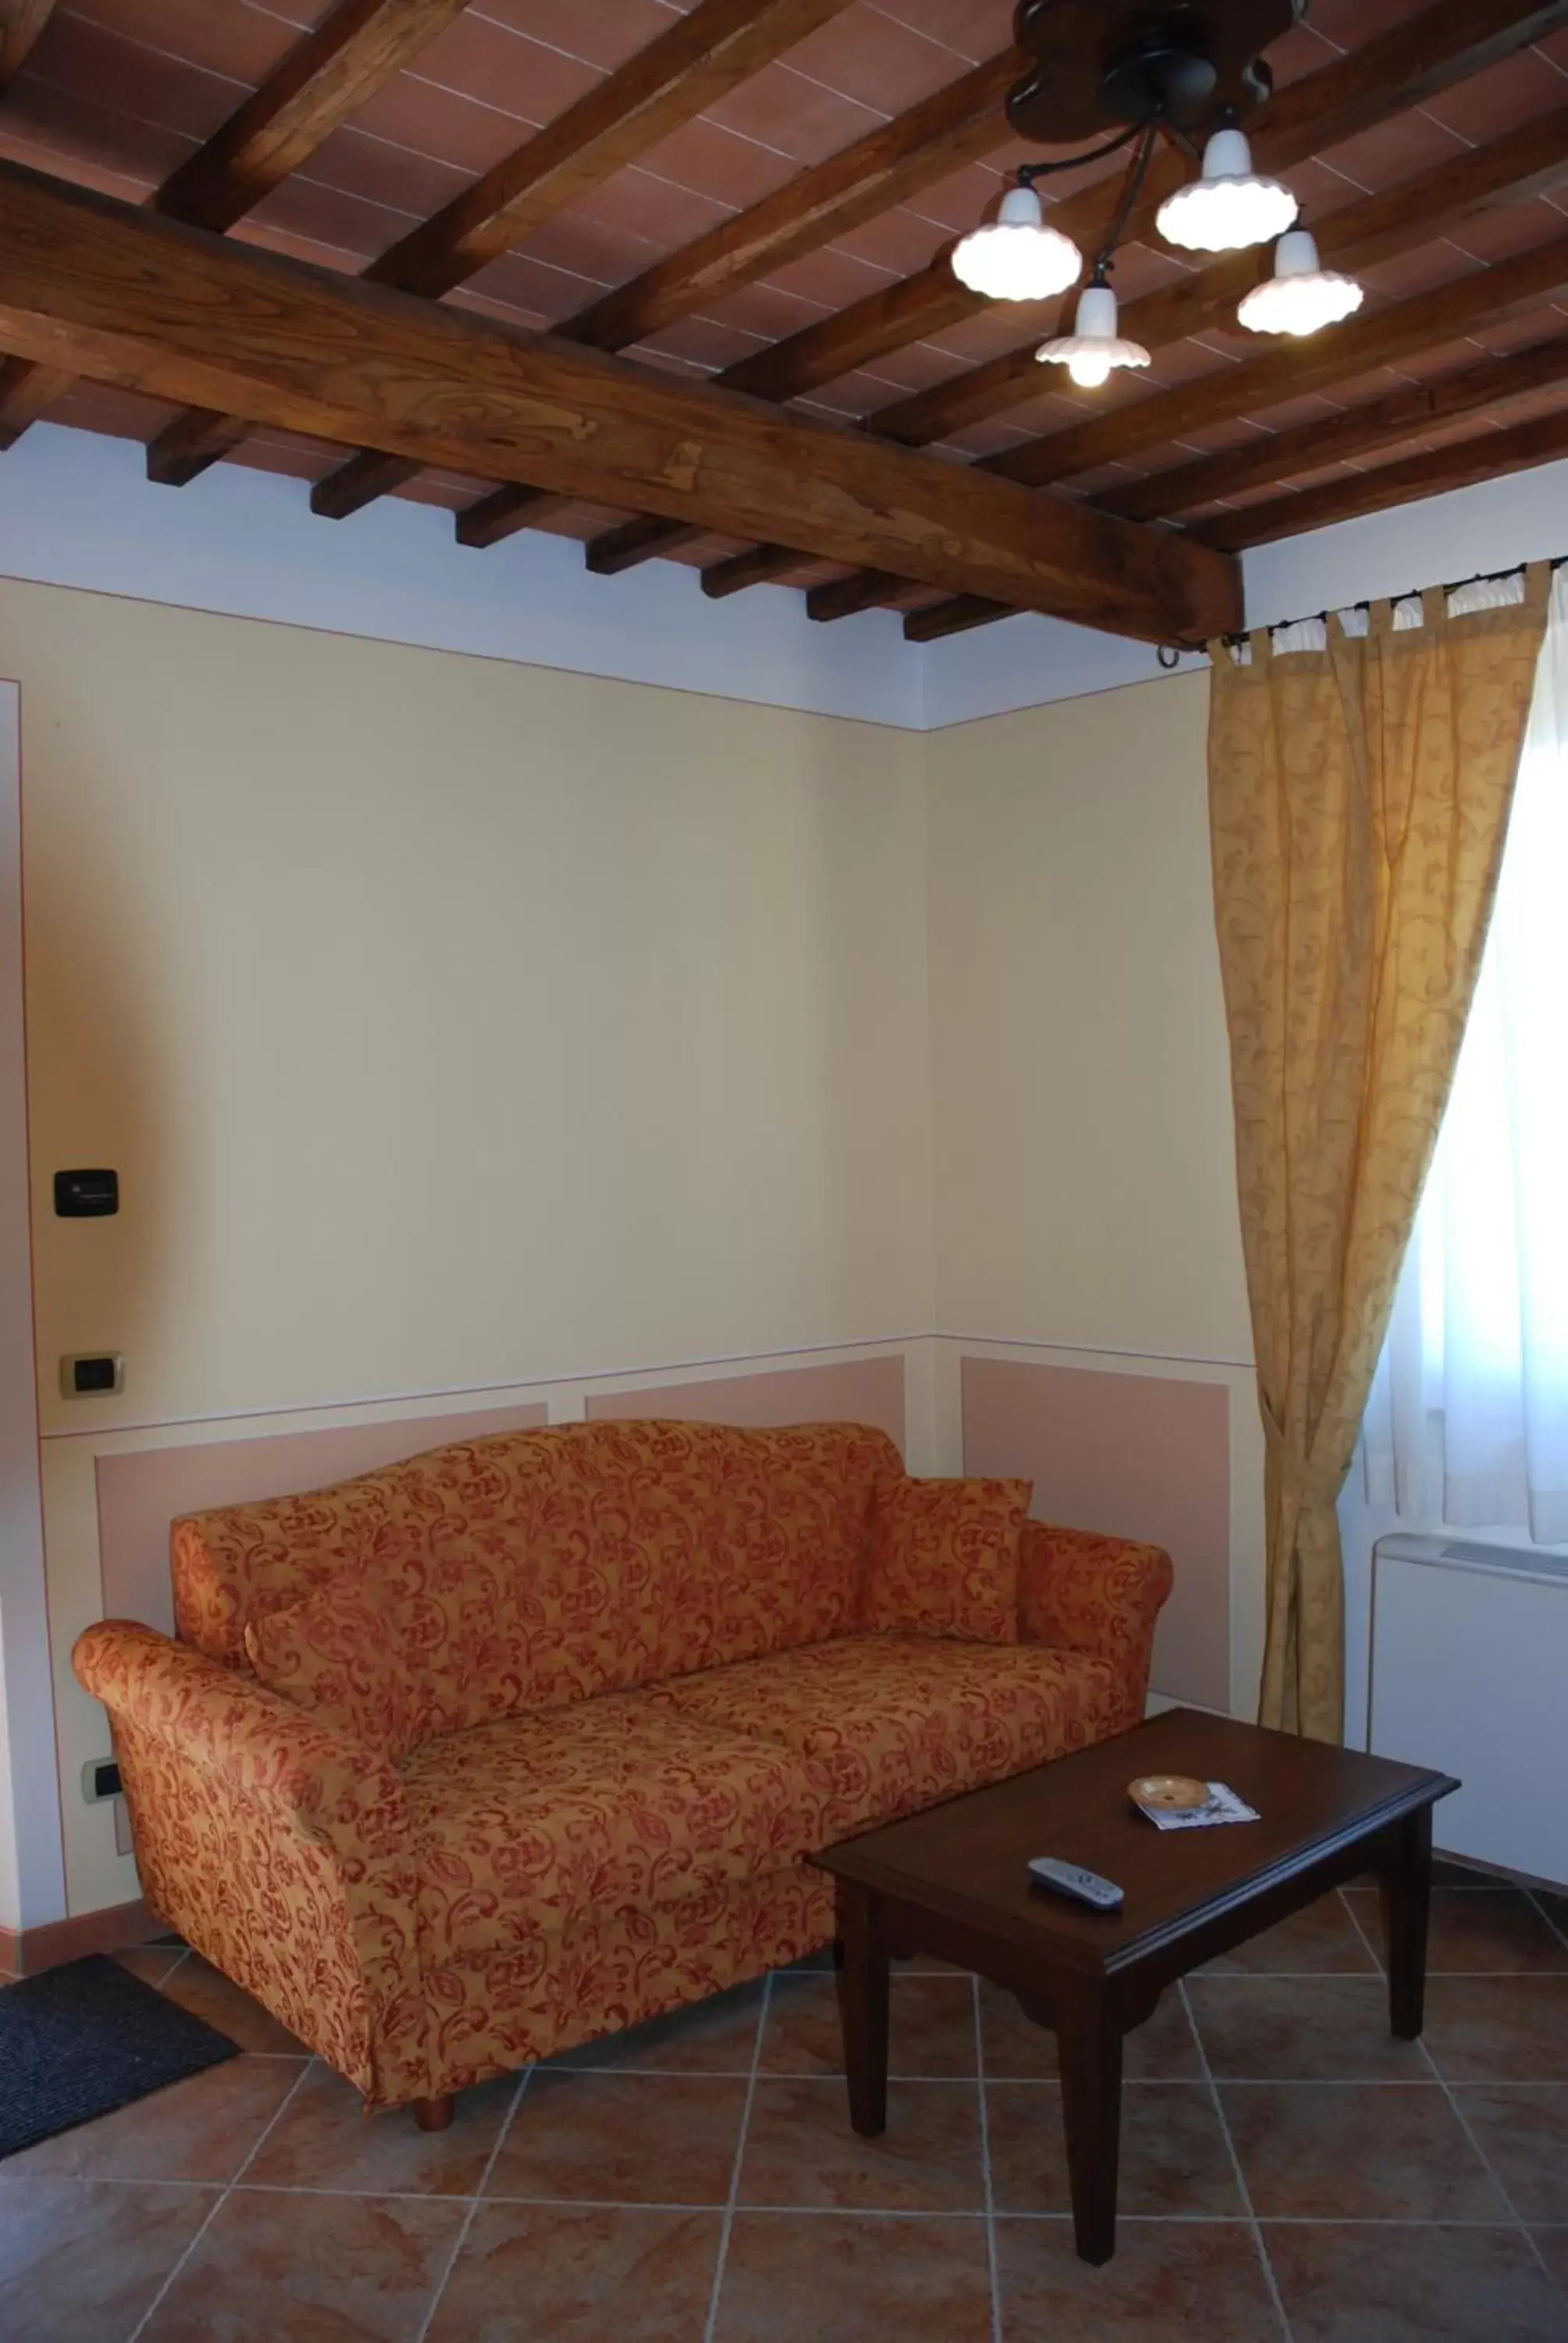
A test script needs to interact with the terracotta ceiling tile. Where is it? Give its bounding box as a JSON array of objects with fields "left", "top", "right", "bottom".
[
  {"left": 941, "top": 415, "right": 1040, "bottom": 458},
  {"left": 1360, "top": 243, "right": 1483, "bottom": 301},
  {"left": 699, "top": 59, "right": 882, "bottom": 165},
  {"left": 342, "top": 73, "right": 549, "bottom": 179},
  {"left": 1267, "top": 20, "right": 1344, "bottom": 88},
  {"left": 403, "top": 14, "right": 601, "bottom": 129},
  {"left": 458, "top": 244, "right": 605, "bottom": 323},
  {"left": 635, "top": 313, "right": 764, "bottom": 372},
  {"left": 861, "top": 0, "right": 1016, "bottom": 65},
  {"left": 60, "top": 0, "right": 302, "bottom": 84},
  {"left": 898, "top": 155, "right": 1018, "bottom": 234},
  {"left": 1468, "top": 300, "right": 1568, "bottom": 354},
  {"left": 242, "top": 174, "right": 414, "bottom": 267},
  {"left": 634, "top": 112, "right": 802, "bottom": 209},
  {"left": 782, "top": 4, "right": 979, "bottom": 111},
  {"left": 685, "top": 273, "right": 825, "bottom": 338},
  {"left": 22, "top": 15, "right": 241, "bottom": 143},
  {"left": 1495, "top": 383, "right": 1568, "bottom": 426},
  {"left": 1442, "top": 198, "right": 1568, "bottom": 267},
  {"left": 1535, "top": 27, "right": 1568, "bottom": 73},
  {"left": 469, "top": 0, "right": 682, "bottom": 75},
  {"left": 294, "top": 124, "right": 471, "bottom": 223},
  {"left": 826, "top": 204, "right": 953, "bottom": 273},
  {"left": 1316, "top": 107, "right": 1464, "bottom": 196},
  {"left": 755, "top": 241, "right": 890, "bottom": 307},
  {"left": 502, "top": 208, "right": 665, "bottom": 289},
  {"left": 0, "top": 79, "right": 186, "bottom": 198},
  {"left": 561, "top": 165, "right": 733, "bottom": 250},
  {"left": 1423, "top": 48, "right": 1568, "bottom": 143}
]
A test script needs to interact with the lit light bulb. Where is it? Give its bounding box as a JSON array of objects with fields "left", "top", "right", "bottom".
[
  {"left": 1238, "top": 229, "right": 1364, "bottom": 336},
  {"left": 950, "top": 181, "right": 1082, "bottom": 302},
  {"left": 1035, "top": 283, "right": 1150, "bottom": 391},
  {"left": 1156, "top": 126, "right": 1297, "bottom": 254},
  {"left": 1066, "top": 348, "right": 1113, "bottom": 390}
]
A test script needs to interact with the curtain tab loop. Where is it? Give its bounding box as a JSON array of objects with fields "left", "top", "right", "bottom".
[
  {"left": 1369, "top": 597, "right": 1394, "bottom": 637},
  {"left": 1421, "top": 583, "right": 1445, "bottom": 631},
  {"left": 1525, "top": 558, "right": 1552, "bottom": 608},
  {"left": 1248, "top": 627, "right": 1270, "bottom": 667}
]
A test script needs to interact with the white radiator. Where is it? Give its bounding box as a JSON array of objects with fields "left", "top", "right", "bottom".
[{"left": 1367, "top": 1532, "right": 1568, "bottom": 1886}]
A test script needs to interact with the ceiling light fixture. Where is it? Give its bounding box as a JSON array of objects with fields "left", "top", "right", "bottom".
[
  {"left": 1036, "top": 277, "right": 1151, "bottom": 389},
  {"left": 1238, "top": 226, "right": 1365, "bottom": 336},
  {"left": 1154, "top": 123, "right": 1297, "bottom": 254},
  {"left": 950, "top": 180, "right": 1082, "bottom": 303}
]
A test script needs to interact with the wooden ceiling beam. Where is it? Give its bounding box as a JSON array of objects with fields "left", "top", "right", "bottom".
[
  {"left": 701, "top": 543, "right": 816, "bottom": 598},
  {"left": 0, "top": 1, "right": 57, "bottom": 96},
  {"left": 0, "top": 161, "right": 1239, "bottom": 643},
  {"left": 699, "top": 0, "right": 1568, "bottom": 603},
  {"left": 1101, "top": 334, "right": 1568, "bottom": 523},
  {"left": 312, "top": 41, "right": 1021, "bottom": 526},
  {"left": 7, "top": 0, "right": 471, "bottom": 458},
  {"left": 147, "top": 0, "right": 856, "bottom": 490},
  {"left": 903, "top": 595, "right": 1013, "bottom": 642},
  {"left": 1196, "top": 406, "right": 1568, "bottom": 550}
]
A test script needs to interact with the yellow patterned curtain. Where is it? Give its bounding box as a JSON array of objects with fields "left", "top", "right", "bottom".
[{"left": 1207, "top": 568, "right": 1550, "bottom": 1741}]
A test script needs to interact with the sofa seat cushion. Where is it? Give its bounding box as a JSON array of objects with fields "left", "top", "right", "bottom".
[
  {"left": 651, "top": 1635, "right": 1127, "bottom": 1833},
  {"left": 401, "top": 1690, "right": 839, "bottom": 1963}
]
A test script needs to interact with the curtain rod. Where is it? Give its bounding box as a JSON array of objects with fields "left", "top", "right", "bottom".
[{"left": 1161, "top": 554, "right": 1568, "bottom": 665}]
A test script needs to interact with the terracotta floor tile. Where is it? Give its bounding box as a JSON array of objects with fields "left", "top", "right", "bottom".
[
  {"left": 739, "top": 2077, "right": 983, "bottom": 2212},
  {"left": 1456, "top": 2086, "right": 1568, "bottom": 2223},
  {"left": 1221, "top": 2081, "right": 1506, "bottom": 2220},
  {"left": 551, "top": 1979, "right": 764, "bottom": 2075},
  {"left": 987, "top": 2080, "right": 1242, "bottom": 2216},
  {"left": 0, "top": 2054, "right": 300, "bottom": 2182},
  {"left": 427, "top": 2202, "right": 720, "bottom": 2341},
  {"left": 761, "top": 1971, "right": 976, "bottom": 2078},
  {"left": 485, "top": 2071, "right": 743, "bottom": 2206},
  {"left": 979, "top": 1978, "right": 1199, "bottom": 2079},
  {"left": 244, "top": 2064, "right": 513, "bottom": 2196},
  {"left": 994, "top": 2216, "right": 1279, "bottom": 2340},
  {"left": 1346, "top": 1887, "right": 1568, "bottom": 1975},
  {"left": 139, "top": 2187, "right": 464, "bottom": 2341},
  {"left": 1424, "top": 1977, "right": 1568, "bottom": 2082},
  {"left": 1264, "top": 2220, "right": 1568, "bottom": 2341},
  {"left": 1203, "top": 1890, "right": 1377, "bottom": 1975},
  {"left": 713, "top": 2210, "right": 993, "bottom": 2343},
  {"left": 150, "top": 1952, "right": 310, "bottom": 2056},
  {"left": 0, "top": 2177, "right": 216, "bottom": 2343},
  {"left": 113, "top": 1945, "right": 187, "bottom": 1987},
  {"left": 1185, "top": 1974, "right": 1428, "bottom": 2081}
]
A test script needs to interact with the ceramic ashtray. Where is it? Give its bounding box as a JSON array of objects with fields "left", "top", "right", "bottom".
[{"left": 1128, "top": 1774, "right": 1211, "bottom": 1813}]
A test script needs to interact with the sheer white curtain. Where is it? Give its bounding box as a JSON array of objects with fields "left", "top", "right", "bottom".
[{"left": 1362, "top": 569, "right": 1568, "bottom": 1546}]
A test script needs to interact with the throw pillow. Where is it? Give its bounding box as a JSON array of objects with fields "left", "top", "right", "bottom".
[
  {"left": 244, "top": 1568, "right": 421, "bottom": 1759},
  {"left": 861, "top": 1475, "right": 1032, "bottom": 1644}
]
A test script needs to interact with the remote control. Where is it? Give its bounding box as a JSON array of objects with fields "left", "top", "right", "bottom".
[{"left": 1027, "top": 1856, "right": 1124, "bottom": 1911}]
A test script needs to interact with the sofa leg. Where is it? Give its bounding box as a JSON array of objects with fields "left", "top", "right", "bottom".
[{"left": 414, "top": 2095, "right": 454, "bottom": 2133}]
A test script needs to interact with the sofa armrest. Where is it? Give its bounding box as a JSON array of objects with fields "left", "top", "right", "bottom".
[
  {"left": 74, "top": 1621, "right": 427, "bottom": 2106},
  {"left": 1018, "top": 1523, "right": 1174, "bottom": 1724}
]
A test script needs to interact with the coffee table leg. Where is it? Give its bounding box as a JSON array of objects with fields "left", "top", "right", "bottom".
[
  {"left": 1381, "top": 1805, "right": 1434, "bottom": 2040},
  {"left": 1056, "top": 1992, "right": 1124, "bottom": 2266},
  {"left": 836, "top": 1879, "right": 889, "bottom": 2138}
]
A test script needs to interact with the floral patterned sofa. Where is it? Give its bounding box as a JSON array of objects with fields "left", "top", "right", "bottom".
[{"left": 74, "top": 1420, "right": 1171, "bottom": 2126}]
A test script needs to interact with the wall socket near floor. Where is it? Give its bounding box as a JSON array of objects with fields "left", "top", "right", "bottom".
[{"left": 81, "top": 1757, "right": 122, "bottom": 1803}]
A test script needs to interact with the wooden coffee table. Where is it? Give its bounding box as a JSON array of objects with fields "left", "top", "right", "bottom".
[{"left": 818, "top": 1708, "right": 1458, "bottom": 2265}]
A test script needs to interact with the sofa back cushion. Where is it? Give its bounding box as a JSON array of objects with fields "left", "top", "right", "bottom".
[
  {"left": 244, "top": 1567, "right": 422, "bottom": 1759},
  {"left": 173, "top": 1419, "right": 901, "bottom": 1733},
  {"left": 860, "top": 1475, "right": 1032, "bottom": 1644}
]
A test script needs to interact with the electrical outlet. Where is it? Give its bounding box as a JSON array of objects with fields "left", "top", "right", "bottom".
[{"left": 81, "top": 1758, "right": 122, "bottom": 1803}]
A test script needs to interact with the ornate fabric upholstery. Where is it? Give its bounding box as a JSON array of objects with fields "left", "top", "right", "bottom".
[
  {"left": 245, "top": 1568, "right": 422, "bottom": 1759},
  {"left": 401, "top": 1692, "right": 840, "bottom": 1963},
  {"left": 78, "top": 1421, "right": 1172, "bottom": 2110},
  {"left": 651, "top": 1635, "right": 1122, "bottom": 1832},
  {"left": 861, "top": 1475, "right": 1031, "bottom": 1643}
]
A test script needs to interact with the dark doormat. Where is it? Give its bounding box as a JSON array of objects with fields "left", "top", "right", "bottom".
[{"left": 0, "top": 1952, "right": 241, "bottom": 2159}]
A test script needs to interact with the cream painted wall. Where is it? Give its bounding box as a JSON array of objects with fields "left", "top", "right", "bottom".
[
  {"left": 924, "top": 673, "right": 1265, "bottom": 1707},
  {"left": 11, "top": 579, "right": 934, "bottom": 1435}
]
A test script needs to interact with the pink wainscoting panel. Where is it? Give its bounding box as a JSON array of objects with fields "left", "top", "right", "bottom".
[
  {"left": 586, "top": 1354, "right": 906, "bottom": 1450},
  {"left": 95, "top": 1402, "right": 548, "bottom": 1636},
  {"left": 961, "top": 1356, "right": 1231, "bottom": 1711}
]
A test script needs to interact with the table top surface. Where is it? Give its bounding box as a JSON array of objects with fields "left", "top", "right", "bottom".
[{"left": 818, "top": 1709, "right": 1458, "bottom": 1975}]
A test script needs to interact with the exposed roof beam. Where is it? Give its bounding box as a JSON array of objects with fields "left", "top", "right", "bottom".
[
  {"left": 1196, "top": 405, "right": 1568, "bottom": 549},
  {"left": 4, "top": 0, "right": 472, "bottom": 451},
  {"left": 697, "top": 0, "right": 1568, "bottom": 600},
  {"left": 0, "top": 1, "right": 57, "bottom": 96},
  {"left": 903, "top": 596, "right": 1011, "bottom": 642},
  {"left": 1100, "top": 334, "right": 1568, "bottom": 523},
  {"left": 147, "top": 0, "right": 856, "bottom": 489},
  {"left": 308, "top": 41, "right": 1021, "bottom": 526},
  {"left": 701, "top": 543, "right": 816, "bottom": 598},
  {"left": 900, "top": 230, "right": 1568, "bottom": 642},
  {"left": 0, "top": 161, "right": 1239, "bottom": 644}
]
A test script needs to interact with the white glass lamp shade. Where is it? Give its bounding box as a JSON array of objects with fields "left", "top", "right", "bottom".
[
  {"left": 951, "top": 183, "right": 1082, "bottom": 301},
  {"left": 1238, "top": 228, "right": 1365, "bottom": 336},
  {"left": 1035, "top": 282, "right": 1151, "bottom": 389},
  {"left": 1155, "top": 125, "right": 1298, "bottom": 253}
]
